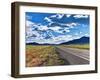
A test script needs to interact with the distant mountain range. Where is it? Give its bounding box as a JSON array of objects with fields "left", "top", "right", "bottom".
[
  {"left": 26, "top": 36, "right": 89, "bottom": 45},
  {"left": 61, "top": 36, "right": 89, "bottom": 45}
]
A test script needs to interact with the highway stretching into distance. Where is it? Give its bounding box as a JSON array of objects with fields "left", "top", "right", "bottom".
[{"left": 55, "top": 46, "right": 89, "bottom": 65}]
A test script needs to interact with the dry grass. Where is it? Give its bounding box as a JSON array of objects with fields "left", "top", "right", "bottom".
[
  {"left": 61, "top": 44, "right": 89, "bottom": 50},
  {"left": 26, "top": 45, "right": 65, "bottom": 67}
]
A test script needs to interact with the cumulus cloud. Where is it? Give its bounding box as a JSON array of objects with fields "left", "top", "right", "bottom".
[
  {"left": 27, "top": 35, "right": 74, "bottom": 44},
  {"left": 26, "top": 20, "right": 73, "bottom": 44},
  {"left": 31, "top": 34, "right": 81, "bottom": 44},
  {"left": 26, "top": 20, "right": 83, "bottom": 44},
  {"left": 26, "top": 20, "right": 71, "bottom": 33},
  {"left": 73, "top": 15, "right": 88, "bottom": 19},
  {"left": 44, "top": 14, "right": 79, "bottom": 28},
  {"left": 26, "top": 12, "right": 89, "bottom": 44}
]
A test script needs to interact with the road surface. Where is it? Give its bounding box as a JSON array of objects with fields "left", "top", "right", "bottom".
[{"left": 55, "top": 46, "right": 89, "bottom": 65}]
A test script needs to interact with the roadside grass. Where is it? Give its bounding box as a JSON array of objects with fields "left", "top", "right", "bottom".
[
  {"left": 61, "top": 44, "right": 89, "bottom": 50},
  {"left": 26, "top": 45, "right": 65, "bottom": 67}
]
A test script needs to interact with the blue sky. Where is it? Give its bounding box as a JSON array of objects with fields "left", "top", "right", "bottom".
[{"left": 25, "top": 12, "right": 90, "bottom": 44}]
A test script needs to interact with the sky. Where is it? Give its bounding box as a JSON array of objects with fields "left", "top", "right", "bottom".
[{"left": 25, "top": 12, "right": 90, "bottom": 44}]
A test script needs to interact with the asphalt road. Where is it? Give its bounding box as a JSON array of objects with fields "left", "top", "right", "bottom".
[{"left": 55, "top": 46, "right": 89, "bottom": 65}]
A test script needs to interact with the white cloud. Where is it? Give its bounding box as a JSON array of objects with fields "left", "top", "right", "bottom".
[
  {"left": 26, "top": 29, "right": 81, "bottom": 44},
  {"left": 74, "top": 15, "right": 88, "bottom": 19},
  {"left": 30, "top": 35, "right": 73, "bottom": 44},
  {"left": 49, "top": 26, "right": 70, "bottom": 34},
  {"left": 26, "top": 20, "right": 82, "bottom": 44},
  {"left": 26, "top": 20, "right": 35, "bottom": 27},
  {"left": 64, "top": 28, "right": 70, "bottom": 32},
  {"left": 49, "top": 26, "right": 61, "bottom": 31},
  {"left": 49, "top": 26, "right": 65, "bottom": 34},
  {"left": 65, "top": 23, "right": 79, "bottom": 28},
  {"left": 55, "top": 35, "right": 72, "bottom": 41},
  {"left": 50, "top": 35, "right": 73, "bottom": 44},
  {"left": 65, "top": 30, "right": 70, "bottom": 32},
  {"left": 44, "top": 17, "right": 52, "bottom": 23},
  {"left": 60, "top": 22, "right": 79, "bottom": 28},
  {"left": 26, "top": 15, "right": 32, "bottom": 20},
  {"left": 38, "top": 25, "right": 48, "bottom": 30},
  {"left": 50, "top": 14, "right": 64, "bottom": 19},
  {"left": 43, "top": 35, "right": 80, "bottom": 44},
  {"left": 66, "top": 14, "right": 71, "bottom": 18},
  {"left": 56, "top": 14, "right": 64, "bottom": 19},
  {"left": 50, "top": 15, "right": 57, "bottom": 18},
  {"left": 26, "top": 31, "right": 40, "bottom": 39}
]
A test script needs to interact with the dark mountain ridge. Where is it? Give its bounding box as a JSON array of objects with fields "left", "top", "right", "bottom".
[{"left": 61, "top": 36, "right": 89, "bottom": 45}]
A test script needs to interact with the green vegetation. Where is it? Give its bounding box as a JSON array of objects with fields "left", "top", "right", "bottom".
[
  {"left": 61, "top": 44, "right": 89, "bottom": 50},
  {"left": 26, "top": 45, "right": 65, "bottom": 67}
]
